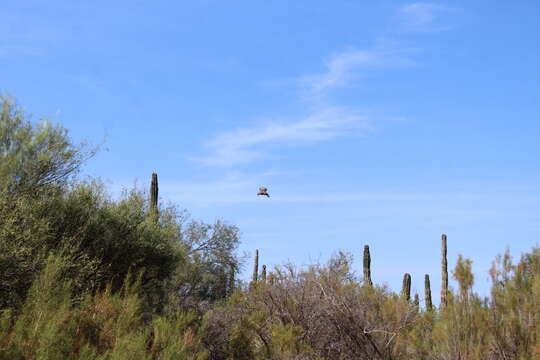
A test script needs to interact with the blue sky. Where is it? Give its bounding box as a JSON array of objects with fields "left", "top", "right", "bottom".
[{"left": 2, "top": 1, "right": 540, "bottom": 303}]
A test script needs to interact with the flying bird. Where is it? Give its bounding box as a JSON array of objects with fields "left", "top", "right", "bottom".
[{"left": 257, "top": 187, "right": 270, "bottom": 198}]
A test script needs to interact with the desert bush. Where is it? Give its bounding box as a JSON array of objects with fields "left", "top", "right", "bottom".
[
  {"left": 405, "top": 248, "right": 540, "bottom": 360},
  {"left": 486, "top": 247, "right": 540, "bottom": 359},
  {"left": 203, "top": 253, "right": 418, "bottom": 360},
  {"left": 0, "top": 256, "right": 208, "bottom": 360}
]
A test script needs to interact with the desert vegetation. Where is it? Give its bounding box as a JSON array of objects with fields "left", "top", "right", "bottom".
[{"left": 1, "top": 96, "right": 539, "bottom": 359}]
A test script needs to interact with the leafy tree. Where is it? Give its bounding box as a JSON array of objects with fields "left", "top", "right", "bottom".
[
  {"left": 0, "top": 96, "right": 95, "bottom": 195},
  {"left": 167, "top": 217, "right": 242, "bottom": 312},
  {"left": 0, "top": 97, "right": 180, "bottom": 312},
  {"left": 0, "top": 95, "right": 94, "bottom": 308}
]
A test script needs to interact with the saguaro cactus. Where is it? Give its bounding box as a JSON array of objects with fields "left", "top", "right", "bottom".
[
  {"left": 441, "top": 234, "right": 448, "bottom": 308},
  {"left": 150, "top": 172, "right": 159, "bottom": 216},
  {"left": 424, "top": 274, "right": 433, "bottom": 311},
  {"left": 252, "top": 249, "right": 259, "bottom": 284},
  {"left": 402, "top": 273, "right": 411, "bottom": 301},
  {"left": 414, "top": 293, "right": 420, "bottom": 309},
  {"left": 261, "top": 265, "right": 267, "bottom": 283},
  {"left": 363, "top": 245, "right": 372, "bottom": 286}
]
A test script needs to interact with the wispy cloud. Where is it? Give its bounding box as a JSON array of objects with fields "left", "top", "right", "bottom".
[
  {"left": 194, "top": 47, "right": 409, "bottom": 168},
  {"left": 302, "top": 50, "right": 375, "bottom": 94},
  {"left": 194, "top": 3, "right": 451, "bottom": 170},
  {"left": 194, "top": 106, "right": 370, "bottom": 167},
  {"left": 396, "top": 3, "right": 455, "bottom": 33},
  {"left": 301, "top": 48, "right": 412, "bottom": 96}
]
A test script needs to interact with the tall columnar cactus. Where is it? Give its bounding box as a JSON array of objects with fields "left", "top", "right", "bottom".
[
  {"left": 441, "top": 234, "right": 448, "bottom": 308},
  {"left": 261, "top": 265, "right": 267, "bottom": 283},
  {"left": 363, "top": 245, "right": 372, "bottom": 286},
  {"left": 413, "top": 293, "right": 420, "bottom": 309},
  {"left": 150, "top": 172, "right": 159, "bottom": 216},
  {"left": 252, "top": 249, "right": 259, "bottom": 284},
  {"left": 402, "top": 273, "right": 411, "bottom": 301},
  {"left": 424, "top": 274, "right": 433, "bottom": 311}
]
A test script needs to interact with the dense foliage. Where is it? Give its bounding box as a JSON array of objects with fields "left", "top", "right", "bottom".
[
  {"left": 0, "top": 97, "right": 539, "bottom": 359},
  {"left": 0, "top": 96, "right": 241, "bottom": 315}
]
